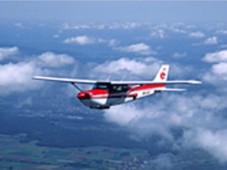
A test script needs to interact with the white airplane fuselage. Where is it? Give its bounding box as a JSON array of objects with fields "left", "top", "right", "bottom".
[{"left": 77, "top": 83, "right": 165, "bottom": 109}]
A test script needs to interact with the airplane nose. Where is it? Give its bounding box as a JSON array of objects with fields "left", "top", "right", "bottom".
[{"left": 77, "top": 92, "right": 91, "bottom": 99}]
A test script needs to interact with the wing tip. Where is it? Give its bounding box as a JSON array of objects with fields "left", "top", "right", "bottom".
[
  {"left": 32, "top": 76, "right": 48, "bottom": 80},
  {"left": 188, "top": 80, "right": 202, "bottom": 84},
  {"left": 32, "top": 76, "right": 40, "bottom": 80}
]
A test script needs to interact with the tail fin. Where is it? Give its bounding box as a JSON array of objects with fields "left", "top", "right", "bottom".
[{"left": 153, "top": 64, "right": 169, "bottom": 82}]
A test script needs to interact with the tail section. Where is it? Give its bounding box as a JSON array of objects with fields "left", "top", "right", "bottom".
[{"left": 154, "top": 64, "right": 170, "bottom": 82}]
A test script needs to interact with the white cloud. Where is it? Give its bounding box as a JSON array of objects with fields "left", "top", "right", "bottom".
[
  {"left": 62, "top": 23, "right": 91, "bottom": 30},
  {"left": 203, "top": 50, "right": 227, "bottom": 63},
  {"left": 171, "top": 28, "right": 187, "bottom": 34},
  {"left": 92, "top": 57, "right": 194, "bottom": 81},
  {"left": 0, "top": 46, "right": 42, "bottom": 95},
  {"left": 94, "top": 58, "right": 146, "bottom": 76},
  {"left": 38, "top": 52, "right": 75, "bottom": 68},
  {"left": 104, "top": 103, "right": 174, "bottom": 141},
  {"left": 64, "top": 35, "right": 94, "bottom": 45},
  {"left": 204, "top": 36, "right": 218, "bottom": 45},
  {"left": 186, "top": 129, "right": 227, "bottom": 162},
  {"left": 117, "top": 43, "right": 154, "bottom": 55},
  {"left": 104, "top": 104, "right": 141, "bottom": 126},
  {"left": 93, "top": 57, "right": 162, "bottom": 79},
  {"left": 203, "top": 62, "right": 227, "bottom": 88},
  {"left": 0, "top": 46, "right": 19, "bottom": 60},
  {"left": 188, "top": 31, "right": 205, "bottom": 38},
  {"left": 109, "top": 22, "right": 141, "bottom": 30},
  {"left": 212, "top": 62, "right": 227, "bottom": 75},
  {"left": 0, "top": 62, "right": 43, "bottom": 95},
  {"left": 150, "top": 29, "right": 166, "bottom": 39},
  {"left": 0, "top": 49, "right": 76, "bottom": 95}
]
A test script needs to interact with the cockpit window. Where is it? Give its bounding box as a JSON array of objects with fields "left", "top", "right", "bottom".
[
  {"left": 93, "top": 83, "right": 129, "bottom": 92},
  {"left": 93, "top": 83, "right": 110, "bottom": 90}
]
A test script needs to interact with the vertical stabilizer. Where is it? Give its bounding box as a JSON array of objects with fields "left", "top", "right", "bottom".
[{"left": 153, "top": 64, "right": 170, "bottom": 82}]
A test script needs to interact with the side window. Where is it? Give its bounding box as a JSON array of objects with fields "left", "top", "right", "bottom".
[
  {"left": 123, "top": 85, "right": 129, "bottom": 92},
  {"left": 117, "top": 86, "right": 122, "bottom": 91},
  {"left": 112, "top": 85, "right": 129, "bottom": 92}
]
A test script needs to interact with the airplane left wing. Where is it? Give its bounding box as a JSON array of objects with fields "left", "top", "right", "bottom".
[{"left": 33, "top": 76, "right": 97, "bottom": 84}]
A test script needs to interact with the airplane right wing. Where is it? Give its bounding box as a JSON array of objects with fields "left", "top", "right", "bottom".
[{"left": 110, "top": 80, "right": 202, "bottom": 85}]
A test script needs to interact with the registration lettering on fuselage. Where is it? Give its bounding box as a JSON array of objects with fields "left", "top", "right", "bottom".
[{"left": 142, "top": 90, "right": 150, "bottom": 95}]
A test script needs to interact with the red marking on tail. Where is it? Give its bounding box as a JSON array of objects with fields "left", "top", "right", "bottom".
[{"left": 160, "top": 72, "right": 166, "bottom": 80}]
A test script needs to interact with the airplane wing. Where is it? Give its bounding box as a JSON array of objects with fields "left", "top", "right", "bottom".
[
  {"left": 33, "top": 76, "right": 201, "bottom": 85},
  {"left": 33, "top": 76, "right": 97, "bottom": 84},
  {"left": 111, "top": 80, "right": 201, "bottom": 85}
]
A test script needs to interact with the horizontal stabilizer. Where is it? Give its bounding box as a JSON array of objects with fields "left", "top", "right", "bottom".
[{"left": 155, "top": 88, "right": 186, "bottom": 92}]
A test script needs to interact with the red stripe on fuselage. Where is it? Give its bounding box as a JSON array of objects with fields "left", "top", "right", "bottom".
[
  {"left": 88, "top": 89, "right": 109, "bottom": 95},
  {"left": 77, "top": 89, "right": 108, "bottom": 99}
]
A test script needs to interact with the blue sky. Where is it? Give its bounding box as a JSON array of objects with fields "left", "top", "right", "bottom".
[{"left": 1, "top": 2, "right": 227, "bottom": 23}]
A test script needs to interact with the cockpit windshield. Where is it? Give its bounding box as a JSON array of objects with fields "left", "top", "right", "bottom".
[{"left": 93, "top": 83, "right": 110, "bottom": 90}]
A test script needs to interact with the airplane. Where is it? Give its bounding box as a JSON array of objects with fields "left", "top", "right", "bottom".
[{"left": 33, "top": 64, "right": 201, "bottom": 109}]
